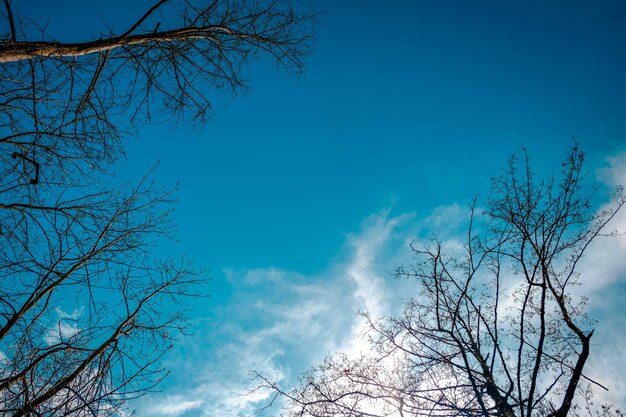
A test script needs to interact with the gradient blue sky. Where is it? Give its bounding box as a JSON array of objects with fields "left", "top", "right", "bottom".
[
  {"left": 21, "top": 1, "right": 626, "bottom": 415},
  {"left": 132, "top": 0, "right": 626, "bottom": 272}
]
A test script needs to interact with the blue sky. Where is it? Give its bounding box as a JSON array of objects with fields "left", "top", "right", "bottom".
[
  {"left": 123, "top": 0, "right": 626, "bottom": 273},
  {"left": 20, "top": 0, "right": 626, "bottom": 415}
]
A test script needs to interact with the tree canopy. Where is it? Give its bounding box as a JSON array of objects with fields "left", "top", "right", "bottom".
[
  {"left": 0, "top": 1, "right": 313, "bottom": 415},
  {"left": 261, "top": 146, "right": 625, "bottom": 417}
]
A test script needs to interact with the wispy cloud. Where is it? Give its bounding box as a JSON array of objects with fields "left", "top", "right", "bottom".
[
  {"left": 137, "top": 206, "right": 479, "bottom": 417},
  {"left": 583, "top": 151, "right": 626, "bottom": 407},
  {"left": 135, "top": 152, "right": 626, "bottom": 416},
  {"left": 578, "top": 152, "right": 626, "bottom": 294},
  {"left": 145, "top": 397, "right": 204, "bottom": 416},
  {"left": 44, "top": 307, "right": 83, "bottom": 345},
  {"left": 135, "top": 209, "right": 420, "bottom": 417}
]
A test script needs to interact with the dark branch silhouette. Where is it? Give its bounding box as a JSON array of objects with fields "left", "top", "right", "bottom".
[
  {"left": 260, "top": 146, "right": 625, "bottom": 417},
  {"left": 0, "top": 0, "right": 314, "bottom": 415}
]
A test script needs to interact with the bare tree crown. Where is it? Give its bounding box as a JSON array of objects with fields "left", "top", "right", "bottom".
[
  {"left": 262, "top": 146, "right": 625, "bottom": 417},
  {"left": 0, "top": 1, "right": 314, "bottom": 415}
]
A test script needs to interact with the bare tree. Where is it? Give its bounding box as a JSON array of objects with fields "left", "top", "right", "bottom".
[
  {"left": 0, "top": 0, "right": 313, "bottom": 183},
  {"left": 0, "top": 174, "right": 201, "bottom": 416},
  {"left": 261, "top": 146, "right": 625, "bottom": 417},
  {"left": 0, "top": 1, "right": 313, "bottom": 415}
]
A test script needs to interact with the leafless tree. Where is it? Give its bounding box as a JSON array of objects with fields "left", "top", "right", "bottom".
[
  {"left": 1, "top": 0, "right": 313, "bottom": 415},
  {"left": 261, "top": 146, "right": 625, "bottom": 417},
  {"left": 0, "top": 0, "right": 313, "bottom": 183},
  {"left": 0, "top": 174, "right": 201, "bottom": 416}
]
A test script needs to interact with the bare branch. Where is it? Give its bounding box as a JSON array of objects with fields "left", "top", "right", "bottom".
[
  {"left": 2, "top": 0, "right": 16, "bottom": 43},
  {"left": 264, "top": 146, "right": 624, "bottom": 417}
]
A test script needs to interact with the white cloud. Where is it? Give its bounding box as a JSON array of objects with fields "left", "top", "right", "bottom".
[
  {"left": 575, "top": 152, "right": 626, "bottom": 295},
  {"left": 54, "top": 306, "right": 83, "bottom": 320},
  {"left": 586, "top": 297, "right": 626, "bottom": 408},
  {"left": 44, "top": 321, "right": 80, "bottom": 345},
  {"left": 44, "top": 307, "right": 83, "bottom": 345},
  {"left": 134, "top": 155, "right": 626, "bottom": 416},
  {"left": 140, "top": 397, "right": 204, "bottom": 416},
  {"left": 346, "top": 210, "right": 412, "bottom": 318},
  {"left": 423, "top": 203, "right": 471, "bottom": 236},
  {"left": 134, "top": 209, "right": 421, "bottom": 417},
  {"left": 582, "top": 152, "right": 626, "bottom": 407},
  {"left": 598, "top": 151, "right": 626, "bottom": 189}
]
